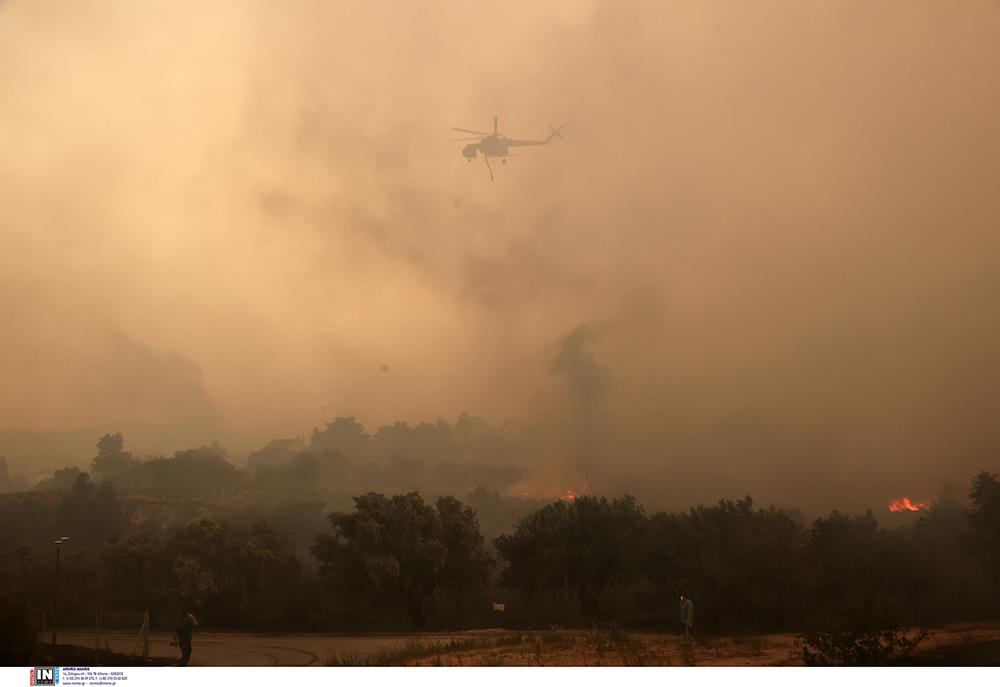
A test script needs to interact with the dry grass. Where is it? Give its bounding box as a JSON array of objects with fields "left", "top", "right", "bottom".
[
  {"left": 370, "top": 627, "right": 788, "bottom": 667},
  {"left": 327, "top": 623, "right": 1000, "bottom": 667}
]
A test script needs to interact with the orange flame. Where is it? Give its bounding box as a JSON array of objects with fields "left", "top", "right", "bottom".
[
  {"left": 888, "top": 497, "right": 930, "bottom": 512},
  {"left": 560, "top": 481, "right": 589, "bottom": 502}
]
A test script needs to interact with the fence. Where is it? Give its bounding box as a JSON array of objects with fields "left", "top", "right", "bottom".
[{"left": 40, "top": 607, "right": 151, "bottom": 664}]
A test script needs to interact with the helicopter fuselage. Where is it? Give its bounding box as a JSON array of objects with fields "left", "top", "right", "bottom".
[{"left": 463, "top": 136, "right": 509, "bottom": 159}]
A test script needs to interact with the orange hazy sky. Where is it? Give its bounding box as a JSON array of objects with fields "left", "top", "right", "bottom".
[{"left": 2, "top": 1, "right": 998, "bottom": 509}]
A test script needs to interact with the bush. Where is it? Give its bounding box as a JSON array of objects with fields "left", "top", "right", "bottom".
[
  {"left": 0, "top": 594, "right": 39, "bottom": 666},
  {"left": 800, "top": 625, "right": 928, "bottom": 666}
]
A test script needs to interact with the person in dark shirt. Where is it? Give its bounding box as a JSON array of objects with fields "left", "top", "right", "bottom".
[
  {"left": 679, "top": 595, "right": 694, "bottom": 636},
  {"left": 174, "top": 610, "right": 198, "bottom": 666}
]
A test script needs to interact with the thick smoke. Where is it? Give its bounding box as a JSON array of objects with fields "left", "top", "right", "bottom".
[
  {"left": 1, "top": 1, "right": 999, "bottom": 513},
  {"left": 548, "top": 325, "right": 608, "bottom": 474}
]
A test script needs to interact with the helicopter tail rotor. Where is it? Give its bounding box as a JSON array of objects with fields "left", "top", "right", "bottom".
[{"left": 547, "top": 123, "right": 566, "bottom": 142}]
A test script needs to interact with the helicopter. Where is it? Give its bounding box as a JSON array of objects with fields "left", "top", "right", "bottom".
[{"left": 453, "top": 116, "right": 564, "bottom": 180}]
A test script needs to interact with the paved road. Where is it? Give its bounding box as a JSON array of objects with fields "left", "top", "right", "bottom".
[{"left": 54, "top": 630, "right": 471, "bottom": 666}]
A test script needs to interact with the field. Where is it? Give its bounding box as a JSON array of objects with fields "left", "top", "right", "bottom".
[{"left": 49, "top": 622, "right": 1000, "bottom": 666}]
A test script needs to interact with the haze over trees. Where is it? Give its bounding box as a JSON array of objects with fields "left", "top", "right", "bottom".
[
  {"left": 0, "top": 425, "right": 997, "bottom": 666},
  {"left": 0, "top": 456, "right": 9, "bottom": 491}
]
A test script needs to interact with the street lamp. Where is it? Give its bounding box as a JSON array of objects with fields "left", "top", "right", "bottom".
[{"left": 52, "top": 536, "right": 69, "bottom": 646}]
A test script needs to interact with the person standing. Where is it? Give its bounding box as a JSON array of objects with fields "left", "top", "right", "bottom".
[
  {"left": 175, "top": 610, "right": 198, "bottom": 666},
  {"left": 679, "top": 595, "right": 694, "bottom": 636}
]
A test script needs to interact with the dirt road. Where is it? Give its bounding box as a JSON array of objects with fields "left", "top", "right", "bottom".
[{"left": 53, "top": 630, "right": 470, "bottom": 666}]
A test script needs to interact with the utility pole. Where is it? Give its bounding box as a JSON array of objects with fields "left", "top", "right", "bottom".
[
  {"left": 51, "top": 536, "right": 69, "bottom": 646},
  {"left": 95, "top": 610, "right": 102, "bottom": 666}
]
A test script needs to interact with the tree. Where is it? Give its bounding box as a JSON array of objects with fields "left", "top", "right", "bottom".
[
  {"left": 141, "top": 445, "right": 236, "bottom": 492},
  {"left": 103, "top": 520, "right": 308, "bottom": 629},
  {"left": 969, "top": 471, "right": 1000, "bottom": 602},
  {"left": 495, "top": 495, "right": 647, "bottom": 618},
  {"left": 312, "top": 492, "right": 492, "bottom": 629},
  {"left": 802, "top": 511, "right": 921, "bottom": 632},
  {"left": 97, "top": 433, "right": 125, "bottom": 455},
  {"left": 909, "top": 487, "right": 981, "bottom": 623},
  {"left": 34, "top": 466, "right": 83, "bottom": 492},
  {"left": 246, "top": 439, "right": 307, "bottom": 469},
  {"left": 91, "top": 433, "right": 136, "bottom": 484},
  {"left": 643, "top": 497, "right": 805, "bottom": 632},
  {"left": 56, "top": 472, "right": 125, "bottom": 543},
  {"left": 0, "top": 592, "right": 38, "bottom": 665},
  {"left": 102, "top": 532, "right": 165, "bottom": 611},
  {"left": 310, "top": 417, "right": 371, "bottom": 461},
  {"left": 436, "top": 495, "right": 494, "bottom": 592}
]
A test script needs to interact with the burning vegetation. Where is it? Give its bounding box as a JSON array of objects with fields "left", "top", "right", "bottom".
[
  {"left": 2, "top": 426, "right": 999, "bottom": 660},
  {"left": 560, "top": 482, "right": 589, "bottom": 502},
  {"left": 888, "top": 497, "right": 930, "bottom": 512}
]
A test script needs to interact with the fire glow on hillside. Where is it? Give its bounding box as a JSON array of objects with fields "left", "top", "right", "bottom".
[
  {"left": 560, "top": 481, "right": 590, "bottom": 502},
  {"left": 888, "top": 497, "right": 930, "bottom": 512}
]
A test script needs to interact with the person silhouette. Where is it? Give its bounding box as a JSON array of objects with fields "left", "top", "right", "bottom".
[
  {"left": 679, "top": 595, "right": 694, "bottom": 636},
  {"left": 174, "top": 609, "right": 198, "bottom": 666}
]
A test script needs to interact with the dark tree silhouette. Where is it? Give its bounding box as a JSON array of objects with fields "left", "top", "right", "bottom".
[
  {"left": 104, "top": 519, "right": 307, "bottom": 628},
  {"left": 57, "top": 472, "right": 124, "bottom": 542},
  {"left": 644, "top": 497, "right": 805, "bottom": 632},
  {"left": 969, "top": 471, "right": 1000, "bottom": 604},
  {"left": 312, "top": 492, "right": 492, "bottom": 629},
  {"left": 495, "top": 495, "right": 647, "bottom": 618},
  {"left": 91, "top": 433, "right": 136, "bottom": 484}
]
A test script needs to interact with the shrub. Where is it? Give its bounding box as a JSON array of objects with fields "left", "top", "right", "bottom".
[
  {"left": 800, "top": 626, "right": 928, "bottom": 666},
  {"left": 0, "top": 594, "right": 38, "bottom": 666}
]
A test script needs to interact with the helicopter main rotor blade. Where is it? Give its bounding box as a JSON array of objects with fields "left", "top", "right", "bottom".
[
  {"left": 452, "top": 127, "right": 490, "bottom": 136},
  {"left": 453, "top": 137, "right": 482, "bottom": 141}
]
